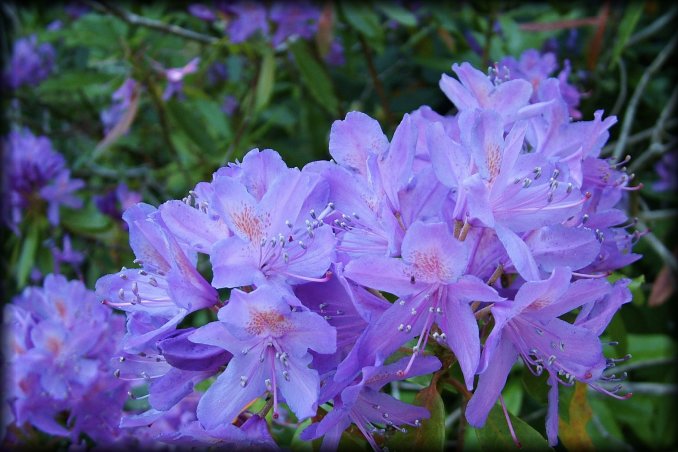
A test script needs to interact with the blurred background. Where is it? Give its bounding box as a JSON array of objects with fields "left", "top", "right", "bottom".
[{"left": 1, "top": 1, "right": 676, "bottom": 450}]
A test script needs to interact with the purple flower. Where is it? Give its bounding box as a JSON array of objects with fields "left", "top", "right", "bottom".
[
  {"left": 101, "top": 78, "right": 139, "bottom": 135},
  {"left": 269, "top": 2, "right": 320, "bottom": 47},
  {"left": 4, "top": 35, "right": 55, "bottom": 89},
  {"left": 5, "top": 129, "right": 83, "bottom": 229},
  {"left": 302, "top": 356, "right": 440, "bottom": 450},
  {"left": 3, "top": 274, "right": 134, "bottom": 444},
  {"left": 439, "top": 62, "right": 534, "bottom": 122},
  {"left": 222, "top": 94, "right": 239, "bottom": 115},
  {"left": 225, "top": 1, "right": 269, "bottom": 43},
  {"left": 189, "top": 285, "right": 336, "bottom": 428},
  {"left": 94, "top": 182, "right": 142, "bottom": 224},
  {"left": 95, "top": 203, "right": 218, "bottom": 352},
  {"left": 207, "top": 152, "right": 335, "bottom": 293},
  {"left": 428, "top": 109, "right": 587, "bottom": 281},
  {"left": 162, "top": 58, "right": 200, "bottom": 100},
  {"left": 652, "top": 150, "right": 678, "bottom": 192},
  {"left": 466, "top": 267, "right": 631, "bottom": 445},
  {"left": 339, "top": 221, "right": 504, "bottom": 388},
  {"left": 499, "top": 49, "right": 582, "bottom": 119},
  {"left": 51, "top": 234, "right": 84, "bottom": 274},
  {"left": 188, "top": 3, "right": 217, "bottom": 21}
]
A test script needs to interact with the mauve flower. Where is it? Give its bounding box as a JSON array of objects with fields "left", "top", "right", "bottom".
[
  {"left": 225, "top": 1, "right": 269, "bottom": 43},
  {"left": 5, "top": 129, "right": 83, "bottom": 229},
  {"left": 653, "top": 150, "right": 678, "bottom": 192},
  {"left": 338, "top": 221, "right": 504, "bottom": 388},
  {"left": 162, "top": 58, "right": 200, "bottom": 100},
  {"left": 467, "top": 268, "right": 631, "bottom": 445},
  {"left": 189, "top": 285, "right": 336, "bottom": 427},
  {"left": 269, "top": 2, "right": 320, "bottom": 47},
  {"left": 96, "top": 203, "right": 219, "bottom": 352},
  {"left": 101, "top": 78, "right": 139, "bottom": 135},
  {"left": 4, "top": 35, "right": 55, "bottom": 90},
  {"left": 3, "top": 275, "right": 134, "bottom": 445}
]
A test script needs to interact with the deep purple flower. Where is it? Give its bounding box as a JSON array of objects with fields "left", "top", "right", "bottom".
[
  {"left": 101, "top": 78, "right": 139, "bottom": 135},
  {"left": 3, "top": 274, "right": 134, "bottom": 444},
  {"left": 222, "top": 94, "right": 239, "bottom": 115},
  {"left": 188, "top": 3, "right": 217, "bottom": 21},
  {"left": 94, "top": 182, "right": 142, "bottom": 224},
  {"left": 189, "top": 285, "right": 336, "bottom": 427},
  {"left": 225, "top": 1, "right": 269, "bottom": 43},
  {"left": 6, "top": 129, "right": 83, "bottom": 228},
  {"left": 269, "top": 2, "right": 320, "bottom": 47},
  {"left": 652, "top": 150, "right": 678, "bottom": 192},
  {"left": 4, "top": 35, "right": 55, "bottom": 89}
]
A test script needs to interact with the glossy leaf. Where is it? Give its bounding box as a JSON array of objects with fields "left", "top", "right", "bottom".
[
  {"left": 289, "top": 40, "right": 339, "bottom": 116},
  {"left": 387, "top": 383, "right": 445, "bottom": 451},
  {"left": 474, "top": 402, "right": 551, "bottom": 451}
]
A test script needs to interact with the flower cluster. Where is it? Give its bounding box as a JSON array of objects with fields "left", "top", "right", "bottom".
[
  {"left": 3, "top": 35, "right": 55, "bottom": 90},
  {"left": 92, "top": 52, "right": 639, "bottom": 449},
  {"left": 189, "top": 1, "right": 344, "bottom": 65},
  {"left": 4, "top": 129, "right": 83, "bottom": 231},
  {"left": 2, "top": 275, "right": 138, "bottom": 447}
]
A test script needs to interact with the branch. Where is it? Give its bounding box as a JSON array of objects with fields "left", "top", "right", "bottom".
[
  {"left": 628, "top": 86, "right": 678, "bottom": 173},
  {"left": 612, "top": 34, "right": 678, "bottom": 161},
  {"left": 88, "top": 1, "right": 217, "bottom": 45},
  {"left": 359, "top": 35, "right": 394, "bottom": 127}
]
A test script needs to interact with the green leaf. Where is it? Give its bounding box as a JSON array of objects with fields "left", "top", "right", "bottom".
[
  {"left": 386, "top": 384, "right": 445, "bottom": 451},
  {"left": 522, "top": 367, "right": 549, "bottom": 405},
  {"left": 341, "top": 2, "right": 383, "bottom": 41},
  {"left": 474, "top": 403, "right": 552, "bottom": 451},
  {"left": 167, "top": 100, "right": 220, "bottom": 158},
  {"left": 609, "top": 2, "right": 645, "bottom": 68},
  {"left": 16, "top": 222, "right": 40, "bottom": 287},
  {"left": 255, "top": 49, "right": 276, "bottom": 112},
  {"left": 61, "top": 205, "right": 112, "bottom": 235},
  {"left": 376, "top": 3, "right": 418, "bottom": 27},
  {"left": 289, "top": 40, "right": 339, "bottom": 116}
]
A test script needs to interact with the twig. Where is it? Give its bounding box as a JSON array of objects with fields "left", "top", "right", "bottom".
[
  {"left": 603, "top": 118, "right": 678, "bottom": 155},
  {"left": 88, "top": 1, "right": 217, "bottom": 45},
  {"left": 637, "top": 219, "right": 678, "bottom": 272},
  {"left": 481, "top": 8, "right": 497, "bottom": 68},
  {"left": 359, "top": 35, "right": 394, "bottom": 127},
  {"left": 143, "top": 75, "right": 191, "bottom": 180},
  {"left": 628, "top": 88, "right": 678, "bottom": 173},
  {"left": 640, "top": 209, "right": 678, "bottom": 221},
  {"left": 619, "top": 382, "right": 678, "bottom": 395},
  {"left": 608, "top": 356, "right": 677, "bottom": 375},
  {"left": 612, "top": 34, "right": 678, "bottom": 161},
  {"left": 519, "top": 17, "right": 599, "bottom": 32},
  {"left": 610, "top": 58, "right": 627, "bottom": 118},
  {"left": 626, "top": 6, "right": 678, "bottom": 47}
]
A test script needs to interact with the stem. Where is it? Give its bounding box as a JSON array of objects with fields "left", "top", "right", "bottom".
[
  {"left": 481, "top": 8, "right": 497, "bottom": 68},
  {"left": 626, "top": 6, "right": 678, "bottom": 47},
  {"left": 612, "top": 34, "right": 678, "bottom": 160},
  {"left": 628, "top": 86, "right": 678, "bottom": 173},
  {"left": 610, "top": 58, "right": 627, "bottom": 118},
  {"left": 88, "top": 1, "right": 217, "bottom": 45},
  {"left": 143, "top": 75, "right": 191, "bottom": 180},
  {"left": 359, "top": 35, "right": 394, "bottom": 126}
]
